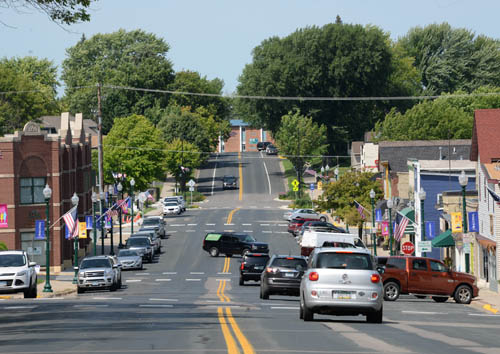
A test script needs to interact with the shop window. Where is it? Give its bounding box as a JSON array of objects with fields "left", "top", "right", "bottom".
[{"left": 20, "top": 177, "right": 46, "bottom": 204}]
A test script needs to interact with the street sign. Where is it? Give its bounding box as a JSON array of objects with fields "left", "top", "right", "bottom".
[
  {"left": 292, "top": 186, "right": 299, "bottom": 192},
  {"left": 310, "top": 183, "right": 315, "bottom": 190},
  {"left": 401, "top": 241, "right": 415, "bottom": 255},
  {"left": 187, "top": 179, "right": 196, "bottom": 187},
  {"left": 317, "top": 181, "right": 323, "bottom": 190},
  {"left": 189, "top": 186, "right": 194, "bottom": 192},
  {"left": 463, "top": 234, "right": 473, "bottom": 243},
  {"left": 291, "top": 179, "right": 299, "bottom": 187},
  {"left": 417, "top": 240, "right": 432, "bottom": 253}
]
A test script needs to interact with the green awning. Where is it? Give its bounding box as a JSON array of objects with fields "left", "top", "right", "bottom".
[
  {"left": 432, "top": 229, "right": 454, "bottom": 247},
  {"left": 399, "top": 207, "right": 415, "bottom": 234}
]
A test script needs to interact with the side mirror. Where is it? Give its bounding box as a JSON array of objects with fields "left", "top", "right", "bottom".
[
  {"left": 376, "top": 266, "right": 385, "bottom": 275},
  {"left": 29, "top": 262, "right": 37, "bottom": 267},
  {"left": 112, "top": 264, "right": 118, "bottom": 269},
  {"left": 73, "top": 266, "right": 79, "bottom": 271}
]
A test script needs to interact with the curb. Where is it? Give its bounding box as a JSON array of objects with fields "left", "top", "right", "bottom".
[{"left": 483, "top": 304, "right": 499, "bottom": 314}]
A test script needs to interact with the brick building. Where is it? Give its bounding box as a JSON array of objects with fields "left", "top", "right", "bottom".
[
  {"left": 0, "top": 113, "right": 93, "bottom": 271},
  {"left": 219, "top": 120, "right": 274, "bottom": 153}
]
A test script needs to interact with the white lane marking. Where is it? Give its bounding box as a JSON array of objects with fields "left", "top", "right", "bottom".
[
  {"left": 204, "top": 300, "right": 223, "bottom": 303},
  {"left": 387, "top": 323, "right": 480, "bottom": 347},
  {"left": 126, "top": 279, "right": 142, "bottom": 283},
  {"left": 275, "top": 231, "right": 288, "bottom": 234},
  {"left": 243, "top": 230, "right": 253, "bottom": 233},
  {"left": 261, "top": 152, "right": 272, "bottom": 195},
  {"left": 4, "top": 306, "right": 37, "bottom": 309},
  {"left": 166, "top": 230, "right": 178, "bottom": 233},
  {"left": 278, "top": 224, "right": 288, "bottom": 227},
  {"left": 271, "top": 306, "right": 299, "bottom": 310},
  {"left": 171, "top": 224, "right": 185, "bottom": 227},
  {"left": 186, "top": 278, "right": 201, "bottom": 281},
  {"left": 259, "top": 303, "right": 296, "bottom": 306},
  {"left": 186, "top": 230, "right": 196, "bottom": 232},
  {"left": 206, "top": 223, "right": 216, "bottom": 226},
  {"left": 135, "top": 273, "right": 150, "bottom": 275},
  {"left": 211, "top": 154, "right": 218, "bottom": 196},
  {"left": 139, "top": 304, "right": 173, "bottom": 308},
  {"left": 187, "top": 223, "right": 197, "bottom": 226},
  {"left": 260, "top": 224, "right": 270, "bottom": 226},
  {"left": 92, "top": 297, "right": 122, "bottom": 300},
  {"left": 242, "top": 223, "right": 252, "bottom": 226},
  {"left": 163, "top": 272, "right": 177, "bottom": 275},
  {"left": 155, "top": 279, "right": 172, "bottom": 282},
  {"left": 74, "top": 305, "right": 109, "bottom": 308},
  {"left": 264, "top": 206, "right": 271, "bottom": 209},
  {"left": 190, "top": 272, "right": 205, "bottom": 275},
  {"left": 34, "top": 297, "right": 63, "bottom": 300},
  {"left": 217, "top": 272, "right": 232, "bottom": 275},
  {"left": 215, "top": 278, "right": 231, "bottom": 281},
  {"left": 150, "top": 298, "right": 178, "bottom": 302},
  {"left": 402, "top": 311, "right": 448, "bottom": 315},
  {"left": 468, "top": 313, "right": 500, "bottom": 317},
  {"left": 224, "top": 223, "right": 235, "bottom": 226},
  {"left": 205, "top": 229, "right": 215, "bottom": 232},
  {"left": 262, "top": 231, "right": 272, "bottom": 233}
]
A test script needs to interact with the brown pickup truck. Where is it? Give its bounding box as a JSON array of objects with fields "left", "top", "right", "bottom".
[{"left": 381, "top": 256, "right": 479, "bottom": 304}]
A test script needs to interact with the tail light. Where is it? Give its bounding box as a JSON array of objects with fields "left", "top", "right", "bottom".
[
  {"left": 309, "top": 272, "right": 319, "bottom": 281},
  {"left": 371, "top": 274, "right": 381, "bottom": 283},
  {"left": 266, "top": 267, "right": 278, "bottom": 274},
  {"left": 240, "top": 263, "right": 245, "bottom": 270}
]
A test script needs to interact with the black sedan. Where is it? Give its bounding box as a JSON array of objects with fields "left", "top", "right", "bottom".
[{"left": 260, "top": 255, "right": 307, "bottom": 299}]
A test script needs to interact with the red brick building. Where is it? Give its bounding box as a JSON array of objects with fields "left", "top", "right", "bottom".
[
  {"left": 0, "top": 113, "right": 92, "bottom": 271},
  {"left": 219, "top": 120, "right": 274, "bottom": 152}
]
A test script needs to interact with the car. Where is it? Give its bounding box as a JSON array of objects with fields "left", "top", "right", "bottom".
[
  {"left": 239, "top": 253, "right": 270, "bottom": 285},
  {"left": 106, "top": 255, "right": 122, "bottom": 289},
  {"left": 125, "top": 236, "right": 154, "bottom": 263},
  {"left": 265, "top": 144, "right": 278, "bottom": 155},
  {"left": 163, "top": 196, "right": 185, "bottom": 212},
  {"left": 257, "top": 141, "right": 271, "bottom": 151},
  {"left": 141, "top": 216, "right": 167, "bottom": 239},
  {"left": 0, "top": 250, "right": 38, "bottom": 298},
  {"left": 288, "top": 218, "right": 318, "bottom": 236},
  {"left": 300, "top": 247, "right": 384, "bottom": 323},
  {"left": 222, "top": 175, "right": 237, "bottom": 190},
  {"left": 202, "top": 232, "right": 269, "bottom": 257},
  {"left": 76, "top": 256, "right": 119, "bottom": 294},
  {"left": 163, "top": 201, "right": 181, "bottom": 216},
  {"left": 298, "top": 221, "right": 346, "bottom": 238},
  {"left": 287, "top": 209, "right": 327, "bottom": 222},
  {"left": 132, "top": 230, "right": 161, "bottom": 254},
  {"left": 117, "top": 249, "right": 143, "bottom": 270},
  {"left": 260, "top": 255, "right": 307, "bottom": 299},
  {"left": 283, "top": 209, "right": 300, "bottom": 220}
]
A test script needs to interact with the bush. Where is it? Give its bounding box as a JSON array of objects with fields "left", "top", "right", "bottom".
[
  {"left": 289, "top": 197, "right": 314, "bottom": 209},
  {"left": 184, "top": 191, "right": 205, "bottom": 203},
  {"left": 0, "top": 242, "right": 7, "bottom": 251}
]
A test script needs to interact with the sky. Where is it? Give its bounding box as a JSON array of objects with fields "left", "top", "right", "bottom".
[{"left": 1, "top": 0, "right": 500, "bottom": 95}]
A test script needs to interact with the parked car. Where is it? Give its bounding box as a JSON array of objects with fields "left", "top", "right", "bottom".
[
  {"left": 298, "top": 221, "right": 346, "bottom": 238},
  {"left": 76, "top": 256, "right": 119, "bottom": 294},
  {"left": 257, "top": 141, "right": 271, "bottom": 151},
  {"left": 222, "top": 175, "right": 237, "bottom": 190},
  {"left": 283, "top": 209, "right": 300, "bottom": 220},
  {"left": 106, "top": 255, "right": 122, "bottom": 289},
  {"left": 163, "top": 196, "right": 185, "bottom": 212},
  {"left": 202, "top": 232, "right": 269, "bottom": 257},
  {"left": 288, "top": 218, "right": 317, "bottom": 236},
  {"left": 260, "top": 255, "right": 307, "bottom": 299},
  {"left": 287, "top": 209, "right": 327, "bottom": 222},
  {"left": 117, "top": 249, "right": 143, "bottom": 270},
  {"left": 163, "top": 201, "right": 181, "bottom": 216},
  {"left": 0, "top": 250, "right": 38, "bottom": 298},
  {"left": 239, "top": 253, "right": 270, "bottom": 285},
  {"left": 265, "top": 144, "right": 278, "bottom": 155},
  {"left": 132, "top": 230, "right": 161, "bottom": 254},
  {"left": 125, "top": 236, "right": 154, "bottom": 263},
  {"left": 141, "top": 216, "right": 167, "bottom": 239},
  {"left": 300, "top": 247, "right": 384, "bottom": 323},
  {"left": 299, "top": 230, "right": 365, "bottom": 257},
  {"left": 382, "top": 256, "right": 479, "bottom": 304}
]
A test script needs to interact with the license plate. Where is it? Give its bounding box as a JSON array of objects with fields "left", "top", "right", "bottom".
[
  {"left": 254, "top": 266, "right": 264, "bottom": 270},
  {"left": 333, "top": 290, "right": 354, "bottom": 300},
  {"left": 284, "top": 272, "right": 295, "bottom": 277},
  {"left": 92, "top": 282, "right": 100, "bottom": 286},
  {"left": 0, "top": 281, "right": 7, "bottom": 287}
]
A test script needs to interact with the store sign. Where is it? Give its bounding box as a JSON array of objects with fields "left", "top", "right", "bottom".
[
  {"left": 0, "top": 204, "right": 7, "bottom": 228},
  {"left": 468, "top": 212, "right": 479, "bottom": 232},
  {"left": 451, "top": 212, "right": 463, "bottom": 233}
]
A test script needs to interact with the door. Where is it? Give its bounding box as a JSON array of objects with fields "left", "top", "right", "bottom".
[
  {"left": 429, "top": 260, "right": 454, "bottom": 295},
  {"left": 221, "top": 235, "right": 238, "bottom": 255},
  {"left": 408, "top": 258, "right": 433, "bottom": 294}
]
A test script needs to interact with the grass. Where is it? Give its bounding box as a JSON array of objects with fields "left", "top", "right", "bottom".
[{"left": 142, "top": 206, "right": 156, "bottom": 215}]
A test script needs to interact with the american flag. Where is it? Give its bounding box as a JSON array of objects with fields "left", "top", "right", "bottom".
[
  {"left": 62, "top": 206, "right": 78, "bottom": 239},
  {"left": 394, "top": 212, "right": 410, "bottom": 242},
  {"left": 145, "top": 191, "right": 155, "bottom": 202},
  {"left": 354, "top": 200, "right": 367, "bottom": 220},
  {"left": 117, "top": 197, "right": 130, "bottom": 214}
]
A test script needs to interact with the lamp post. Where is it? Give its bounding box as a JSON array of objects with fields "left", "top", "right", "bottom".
[
  {"left": 325, "top": 165, "right": 330, "bottom": 184},
  {"left": 108, "top": 185, "right": 115, "bottom": 255},
  {"left": 91, "top": 191, "right": 98, "bottom": 256},
  {"left": 419, "top": 188, "right": 427, "bottom": 257},
  {"left": 334, "top": 166, "right": 338, "bottom": 181},
  {"left": 100, "top": 191, "right": 105, "bottom": 255},
  {"left": 370, "top": 189, "right": 377, "bottom": 256},
  {"left": 71, "top": 192, "right": 80, "bottom": 284},
  {"left": 42, "top": 184, "right": 53, "bottom": 293},
  {"left": 387, "top": 198, "right": 394, "bottom": 256},
  {"left": 459, "top": 170, "right": 469, "bottom": 272},
  {"left": 117, "top": 182, "right": 124, "bottom": 249},
  {"left": 130, "top": 178, "right": 135, "bottom": 235},
  {"left": 321, "top": 166, "right": 325, "bottom": 180}
]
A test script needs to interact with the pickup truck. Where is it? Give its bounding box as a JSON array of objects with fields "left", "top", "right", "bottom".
[
  {"left": 382, "top": 256, "right": 479, "bottom": 304},
  {"left": 299, "top": 230, "right": 365, "bottom": 256}
]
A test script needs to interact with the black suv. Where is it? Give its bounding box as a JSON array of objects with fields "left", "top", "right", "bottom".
[
  {"left": 257, "top": 141, "right": 271, "bottom": 151},
  {"left": 239, "top": 253, "right": 270, "bottom": 285},
  {"left": 202, "top": 232, "right": 269, "bottom": 257},
  {"left": 222, "top": 175, "right": 237, "bottom": 190},
  {"left": 260, "top": 255, "right": 307, "bottom": 299}
]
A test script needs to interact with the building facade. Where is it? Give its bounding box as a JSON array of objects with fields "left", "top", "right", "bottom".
[{"left": 219, "top": 120, "right": 274, "bottom": 153}]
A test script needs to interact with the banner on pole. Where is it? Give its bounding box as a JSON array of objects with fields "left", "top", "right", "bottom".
[
  {"left": 425, "top": 221, "right": 436, "bottom": 239},
  {"left": 86, "top": 215, "right": 93, "bottom": 230},
  {"left": 451, "top": 212, "right": 463, "bottom": 233},
  {"left": 468, "top": 211, "right": 479, "bottom": 232},
  {"left": 35, "top": 220, "right": 45, "bottom": 240},
  {"left": 375, "top": 209, "right": 382, "bottom": 222},
  {"left": 79, "top": 222, "right": 87, "bottom": 238},
  {"left": 381, "top": 221, "right": 389, "bottom": 236},
  {"left": 0, "top": 204, "right": 8, "bottom": 228}
]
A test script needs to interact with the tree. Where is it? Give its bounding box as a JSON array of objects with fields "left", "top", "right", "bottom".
[
  {"left": 0, "top": 56, "right": 59, "bottom": 93},
  {"left": 274, "top": 110, "right": 327, "bottom": 194},
  {"left": 103, "top": 114, "right": 166, "bottom": 192},
  {"left": 236, "top": 22, "right": 396, "bottom": 154},
  {"left": 164, "top": 139, "right": 204, "bottom": 193},
  {"left": 316, "top": 170, "right": 383, "bottom": 239},
  {"left": 1, "top": 0, "right": 96, "bottom": 25},
  {"left": 61, "top": 29, "right": 175, "bottom": 132}
]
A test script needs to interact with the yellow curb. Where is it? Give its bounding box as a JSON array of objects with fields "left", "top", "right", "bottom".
[
  {"left": 483, "top": 304, "right": 499, "bottom": 314},
  {"left": 0, "top": 295, "right": 13, "bottom": 299}
]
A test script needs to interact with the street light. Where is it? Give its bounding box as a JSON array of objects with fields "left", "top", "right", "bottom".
[
  {"left": 108, "top": 185, "right": 115, "bottom": 255},
  {"left": 42, "top": 184, "right": 53, "bottom": 293},
  {"left": 91, "top": 192, "right": 98, "bottom": 256},
  {"left": 100, "top": 191, "right": 105, "bottom": 255},
  {"left": 130, "top": 178, "right": 135, "bottom": 235},
  {"left": 459, "top": 170, "right": 469, "bottom": 272},
  {"left": 71, "top": 192, "right": 79, "bottom": 284},
  {"left": 418, "top": 187, "right": 427, "bottom": 257},
  {"left": 334, "top": 166, "right": 339, "bottom": 181},
  {"left": 370, "top": 189, "right": 377, "bottom": 256},
  {"left": 117, "top": 182, "right": 124, "bottom": 249},
  {"left": 387, "top": 198, "right": 394, "bottom": 256}
]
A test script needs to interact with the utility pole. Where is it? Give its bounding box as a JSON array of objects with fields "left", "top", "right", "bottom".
[{"left": 97, "top": 83, "right": 104, "bottom": 250}]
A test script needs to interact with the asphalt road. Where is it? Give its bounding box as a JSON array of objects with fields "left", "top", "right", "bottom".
[{"left": 1, "top": 152, "right": 500, "bottom": 354}]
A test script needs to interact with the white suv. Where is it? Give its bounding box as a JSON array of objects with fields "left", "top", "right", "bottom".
[{"left": 0, "top": 250, "right": 38, "bottom": 298}]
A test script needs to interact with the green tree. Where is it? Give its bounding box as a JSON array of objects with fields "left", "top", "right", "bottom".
[
  {"left": 1, "top": 56, "right": 59, "bottom": 93},
  {"left": 103, "top": 114, "right": 166, "bottom": 191},
  {"left": 316, "top": 170, "right": 383, "bottom": 238},
  {"left": 164, "top": 139, "right": 204, "bottom": 193},
  {"left": 0, "top": 241, "right": 7, "bottom": 251},
  {"left": 275, "top": 110, "right": 327, "bottom": 194},
  {"left": 61, "top": 29, "right": 175, "bottom": 132}
]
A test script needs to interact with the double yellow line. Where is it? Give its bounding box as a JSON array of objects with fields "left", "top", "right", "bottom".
[{"left": 217, "top": 257, "right": 231, "bottom": 302}]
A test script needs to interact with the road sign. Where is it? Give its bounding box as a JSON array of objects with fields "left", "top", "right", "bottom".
[
  {"left": 187, "top": 179, "right": 196, "bottom": 187},
  {"left": 291, "top": 179, "right": 299, "bottom": 187},
  {"left": 189, "top": 186, "right": 194, "bottom": 192},
  {"left": 317, "top": 181, "right": 323, "bottom": 190},
  {"left": 417, "top": 241, "right": 432, "bottom": 253},
  {"left": 401, "top": 241, "right": 415, "bottom": 255},
  {"left": 292, "top": 186, "right": 299, "bottom": 192},
  {"left": 310, "top": 183, "right": 315, "bottom": 190}
]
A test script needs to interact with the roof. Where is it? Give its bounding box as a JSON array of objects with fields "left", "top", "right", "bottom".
[
  {"left": 419, "top": 160, "right": 475, "bottom": 171},
  {"left": 39, "top": 115, "right": 98, "bottom": 136},
  {"left": 229, "top": 119, "right": 250, "bottom": 127},
  {"left": 471, "top": 109, "right": 500, "bottom": 163},
  {"left": 484, "top": 163, "right": 500, "bottom": 181}
]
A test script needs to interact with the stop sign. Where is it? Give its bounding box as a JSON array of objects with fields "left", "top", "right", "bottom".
[{"left": 402, "top": 241, "right": 415, "bottom": 255}]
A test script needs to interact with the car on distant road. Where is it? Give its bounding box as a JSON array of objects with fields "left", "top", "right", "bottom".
[
  {"left": 257, "top": 141, "right": 272, "bottom": 151},
  {"left": 287, "top": 209, "right": 327, "bottom": 222},
  {"left": 141, "top": 216, "right": 167, "bottom": 239},
  {"left": 260, "top": 255, "right": 307, "bottom": 299},
  {"left": 239, "top": 253, "right": 270, "bottom": 285},
  {"left": 163, "top": 196, "right": 185, "bottom": 212},
  {"left": 117, "top": 249, "right": 143, "bottom": 270},
  {"left": 265, "top": 144, "right": 278, "bottom": 155},
  {"left": 0, "top": 250, "right": 38, "bottom": 298},
  {"left": 203, "top": 232, "right": 269, "bottom": 257},
  {"left": 163, "top": 201, "right": 181, "bottom": 216},
  {"left": 300, "top": 247, "right": 384, "bottom": 323},
  {"left": 76, "top": 256, "right": 119, "bottom": 294},
  {"left": 125, "top": 236, "right": 154, "bottom": 263},
  {"left": 283, "top": 209, "right": 300, "bottom": 220},
  {"left": 222, "top": 175, "right": 238, "bottom": 190}
]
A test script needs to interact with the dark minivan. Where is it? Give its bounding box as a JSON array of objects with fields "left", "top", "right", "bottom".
[{"left": 203, "top": 232, "right": 269, "bottom": 257}]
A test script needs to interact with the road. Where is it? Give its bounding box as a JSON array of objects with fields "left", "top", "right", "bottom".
[{"left": 1, "top": 152, "right": 499, "bottom": 353}]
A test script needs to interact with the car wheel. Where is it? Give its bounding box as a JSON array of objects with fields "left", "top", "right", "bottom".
[
  {"left": 242, "top": 249, "right": 250, "bottom": 257},
  {"left": 432, "top": 296, "right": 448, "bottom": 303},
  {"left": 383, "top": 281, "right": 400, "bottom": 301},
  {"left": 24, "top": 280, "right": 37, "bottom": 299},
  {"left": 77, "top": 287, "right": 85, "bottom": 294},
  {"left": 299, "top": 299, "right": 304, "bottom": 319},
  {"left": 261, "top": 283, "right": 270, "bottom": 300},
  {"left": 209, "top": 247, "right": 219, "bottom": 257},
  {"left": 110, "top": 283, "right": 117, "bottom": 292},
  {"left": 319, "top": 216, "right": 327, "bottom": 222},
  {"left": 239, "top": 277, "right": 244, "bottom": 286},
  {"left": 366, "top": 307, "right": 383, "bottom": 323},
  {"left": 140, "top": 264, "right": 143, "bottom": 270},
  {"left": 302, "top": 297, "right": 314, "bottom": 321},
  {"left": 454, "top": 285, "right": 472, "bottom": 304}
]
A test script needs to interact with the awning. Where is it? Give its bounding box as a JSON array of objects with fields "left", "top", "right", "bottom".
[
  {"left": 399, "top": 207, "right": 415, "bottom": 234},
  {"left": 476, "top": 234, "right": 496, "bottom": 248},
  {"left": 432, "top": 229, "right": 454, "bottom": 247}
]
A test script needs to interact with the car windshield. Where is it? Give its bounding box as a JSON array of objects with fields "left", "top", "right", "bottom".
[
  {"left": 240, "top": 234, "right": 256, "bottom": 242},
  {"left": 80, "top": 259, "right": 111, "bottom": 269},
  {"left": 272, "top": 258, "right": 307, "bottom": 270},
  {"left": 118, "top": 250, "right": 139, "bottom": 257},
  {"left": 165, "top": 202, "right": 178, "bottom": 206},
  {"left": 142, "top": 219, "right": 160, "bottom": 226},
  {"left": 0, "top": 254, "right": 26, "bottom": 267},
  {"left": 224, "top": 177, "right": 236, "bottom": 182},
  {"left": 316, "top": 252, "right": 373, "bottom": 270},
  {"left": 127, "top": 238, "right": 150, "bottom": 246}
]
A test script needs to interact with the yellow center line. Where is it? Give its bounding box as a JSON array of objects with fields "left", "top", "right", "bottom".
[
  {"left": 217, "top": 307, "right": 239, "bottom": 354},
  {"left": 221, "top": 280, "right": 230, "bottom": 302},
  {"left": 227, "top": 208, "right": 240, "bottom": 224},
  {"left": 225, "top": 307, "right": 255, "bottom": 354},
  {"left": 217, "top": 278, "right": 224, "bottom": 302}
]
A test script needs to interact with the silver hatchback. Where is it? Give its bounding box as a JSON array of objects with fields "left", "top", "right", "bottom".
[{"left": 300, "top": 247, "right": 383, "bottom": 323}]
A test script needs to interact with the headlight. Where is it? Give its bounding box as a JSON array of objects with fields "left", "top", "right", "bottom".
[
  {"left": 79, "top": 272, "right": 86, "bottom": 278},
  {"left": 105, "top": 270, "right": 113, "bottom": 276},
  {"left": 16, "top": 270, "right": 27, "bottom": 276}
]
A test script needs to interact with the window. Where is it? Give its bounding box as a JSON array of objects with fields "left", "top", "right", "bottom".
[
  {"left": 430, "top": 260, "right": 447, "bottom": 272},
  {"left": 386, "top": 257, "right": 406, "bottom": 270},
  {"left": 490, "top": 215, "right": 494, "bottom": 235},
  {"left": 315, "top": 252, "right": 373, "bottom": 270},
  {"left": 20, "top": 177, "right": 46, "bottom": 204},
  {"left": 412, "top": 259, "right": 428, "bottom": 271}
]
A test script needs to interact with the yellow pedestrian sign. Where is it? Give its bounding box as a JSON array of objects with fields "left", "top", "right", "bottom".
[
  {"left": 292, "top": 186, "right": 299, "bottom": 192},
  {"left": 291, "top": 179, "right": 299, "bottom": 187},
  {"left": 317, "top": 181, "right": 323, "bottom": 190}
]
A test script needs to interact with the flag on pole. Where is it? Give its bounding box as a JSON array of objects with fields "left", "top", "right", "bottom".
[
  {"left": 394, "top": 212, "right": 410, "bottom": 242},
  {"left": 487, "top": 186, "right": 500, "bottom": 205},
  {"left": 145, "top": 190, "right": 155, "bottom": 202},
  {"left": 353, "top": 200, "right": 367, "bottom": 220},
  {"left": 62, "top": 206, "right": 78, "bottom": 239}
]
